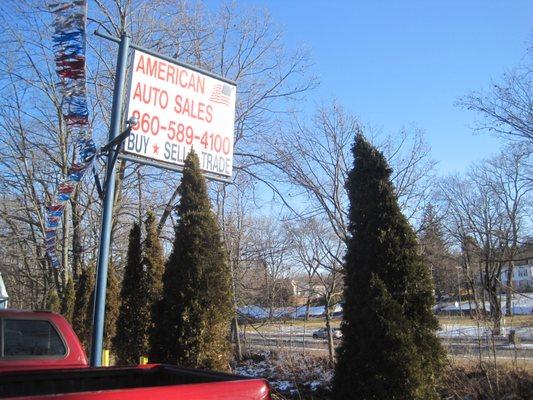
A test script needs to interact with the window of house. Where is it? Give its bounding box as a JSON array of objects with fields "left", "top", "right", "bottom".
[{"left": 2, "top": 319, "right": 66, "bottom": 357}]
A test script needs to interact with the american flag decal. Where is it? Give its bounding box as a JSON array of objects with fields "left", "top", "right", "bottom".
[{"left": 209, "top": 83, "right": 233, "bottom": 106}]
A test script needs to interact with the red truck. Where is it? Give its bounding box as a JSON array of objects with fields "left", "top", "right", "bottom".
[{"left": 0, "top": 310, "right": 270, "bottom": 399}]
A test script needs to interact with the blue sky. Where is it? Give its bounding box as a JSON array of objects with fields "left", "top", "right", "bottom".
[{"left": 208, "top": 1, "right": 532, "bottom": 175}]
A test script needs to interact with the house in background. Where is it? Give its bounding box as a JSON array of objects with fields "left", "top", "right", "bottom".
[
  {"left": 499, "top": 241, "right": 533, "bottom": 293},
  {"left": 500, "top": 263, "right": 533, "bottom": 292},
  {"left": 0, "top": 272, "right": 8, "bottom": 309},
  {"left": 290, "top": 277, "right": 327, "bottom": 306}
]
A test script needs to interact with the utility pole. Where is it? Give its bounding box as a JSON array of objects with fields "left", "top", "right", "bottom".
[
  {"left": 456, "top": 266, "right": 463, "bottom": 317},
  {"left": 90, "top": 33, "right": 130, "bottom": 367}
]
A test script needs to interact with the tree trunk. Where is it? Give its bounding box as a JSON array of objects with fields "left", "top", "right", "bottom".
[
  {"left": 264, "top": 262, "right": 274, "bottom": 320},
  {"left": 232, "top": 317, "right": 242, "bottom": 361},
  {"left": 305, "top": 296, "right": 311, "bottom": 321},
  {"left": 486, "top": 266, "right": 502, "bottom": 336},
  {"left": 71, "top": 197, "right": 83, "bottom": 281},
  {"left": 324, "top": 296, "right": 335, "bottom": 365},
  {"left": 505, "top": 260, "right": 514, "bottom": 316},
  {"left": 157, "top": 187, "right": 180, "bottom": 234},
  {"left": 230, "top": 259, "right": 242, "bottom": 362},
  {"left": 463, "top": 255, "right": 480, "bottom": 319},
  {"left": 61, "top": 206, "right": 70, "bottom": 288},
  {"left": 489, "top": 290, "right": 502, "bottom": 336},
  {"left": 137, "top": 169, "right": 143, "bottom": 223},
  {"left": 479, "top": 265, "right": 487, "bottom": 316}
]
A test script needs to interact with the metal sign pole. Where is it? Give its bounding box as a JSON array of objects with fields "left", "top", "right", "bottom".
[{"left": 90, "top": 33, "right": 130, "bottom": 367}]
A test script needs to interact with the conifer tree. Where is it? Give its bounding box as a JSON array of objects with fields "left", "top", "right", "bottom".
[
  {"left": 114, "top": 222, "right": 149, "bottom": 365},
  {"left": 71, "top": 263, "right": 119, "bottom": 354},
  {"left": 419, "top": 205, "right": 456, "bottom": 301},
  {"left": 45, "top": 289, "right": 61, "bottom": 312},
  {"left": 333, "top": 135, "right": 444, "bottom": 400},
  {"left": 144, "top": 211, "right": 165, "bottom": 305},
  {"left": 152, "top": 150, "right": 232, "bottom": 371},
  {"left": 61, "top": 276, "right": 76, "bottom": 323},
  {"left": 72, "top": 264, "right": 95, "bottom": 350},
  {"left": 114, "top": 223, "right": 143, "bottom": 364},
  {"left": 115, "top": 214, "right": 165, "bottom": 365},
  {"left": 103, "top": 263, "right": 120, "bottom": 352},
  {"left": 143, "top": 211, "right": 165, "bottom": 361}
]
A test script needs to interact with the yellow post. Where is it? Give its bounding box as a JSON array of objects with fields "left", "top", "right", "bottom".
[
  {"left": 139, "top": 356, "right": 148, "bottom": 365},
  {"left": 102, "top": 349, "right": 110, "bottom": 367}
]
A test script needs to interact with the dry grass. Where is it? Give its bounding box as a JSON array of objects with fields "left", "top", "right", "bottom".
[
  {"left": 438, "top": 315, "right": 533, "bottom": 328},
  {"left": 236, "top": 349, "right": 332, "bottom": 400},
  {"left": 247, "top": 318, "right": 341, "bottom": 333},
  {"left": 238, "top": 313, "right": 533, "bottom": 398},
  {"left": 441, "top": 359, "right": 533, "bottom": 400},
  {"left": 449, "top": 353, "right": 533, "bottom": 373},
  {"left": 236, "top": 350, "right": 533, "bottom": 399}
]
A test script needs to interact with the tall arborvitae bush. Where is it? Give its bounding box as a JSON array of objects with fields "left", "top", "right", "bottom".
[
  {"left": 333, "top": 135, "right": 445, "bottom": 400},
  {"left": 114, "top": 216, "right": 164, "bottom": 365},
  {"left": 61, "top": 276, "right": 76, "bottom": 323},
  {"left": 114, "top": 223, "right": 143, "bottom": 364},
  {"left": 151, "top": 151, "right": 232, "bottom": 371},
  {"left": 103, "top": 263, "right": 120, "bottom": 352},
  {"left": 144, "top": 211, "right": 165, "bottom": 362},
  {"left": 72, "top": 264, "right": 95, "bottom": 349},
  {"left": 71, "top": 262, "right": 119, "bottom": 354},
  {"left": 44, "top": 289, "right": 61, "bottom": 312}
]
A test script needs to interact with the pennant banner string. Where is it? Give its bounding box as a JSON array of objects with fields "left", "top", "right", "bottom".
[{"left": 46, "top": 0, "right": 96, "bottom": 269}]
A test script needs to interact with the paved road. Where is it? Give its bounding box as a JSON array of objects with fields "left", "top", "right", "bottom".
[{"left": 240, "top": 333, "right": 533, "bottom": 360}]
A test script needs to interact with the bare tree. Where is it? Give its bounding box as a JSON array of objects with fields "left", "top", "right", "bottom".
[
  {"left": 0, "top": 0, "right": 316, "bottom": 312},
  {"left": 481, "top": 144, "right": 532, "bottom": 315},
  {"left": 289, "top": 216, "right": 343, "bottom": 363},
  {"left": 263, "top": 103, "right": 436, "bottom": 245},
  {"left": 458, "top": 46, "right": 532, "bottom": 144},
  {"left": 0, "top": 2, "right": 80, "bottom": 304},
  {"left": 216, "top": 177, "right": 257, "bottom": 361},
  {"left": 439, "top": 168, "right": 509, "bottom": 334},
  {"left": 92, "top": 0, "right": 319, "bottom": 233},
  {"left": 314, "top": 240, "right": 343, "bottom": 365},
  {"left": 289, "top": 218, "right": 324, "bottom": 320},
  {"left": 245, "top": 218, "right": 294, "bottom": 318}
]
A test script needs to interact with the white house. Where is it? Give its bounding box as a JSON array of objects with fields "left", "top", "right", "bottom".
[
  {"left": 500, "top": 264, "right": 533, "bottom": 292},
  {"left": 0, "top": 272, "right": 8, "bottom": 309}
]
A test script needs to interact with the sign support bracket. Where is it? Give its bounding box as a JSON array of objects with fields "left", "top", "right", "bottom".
[{"left": 94, "top": 121, "right": 136, "bottom": 199}]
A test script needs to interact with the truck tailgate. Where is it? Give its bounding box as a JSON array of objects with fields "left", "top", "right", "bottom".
[
  {"left": 0, "top": 364, "right": 270, "bottom": 400},
  {"left": 2, "top": 380, "right": 270, "bottom": 400}
]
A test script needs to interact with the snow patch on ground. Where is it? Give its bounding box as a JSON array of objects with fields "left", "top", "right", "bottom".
[
  {"left": 238, "top": 304, "right": 342, "bottom": 320},
  {"left": 234, "top": 350, "right": 332, "bottom": 397},
  {"left": 435, "top": 294, "right": 533, "bottom": 315},
  {"left": 438, "top": 324, "right": 533, "bottom": 340},
  {"left": 272, "top": 380, "right": 295, "bottom": 392}
]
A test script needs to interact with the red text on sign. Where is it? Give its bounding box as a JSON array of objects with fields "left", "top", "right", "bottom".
[
  {"left": 132, "top": 83, "right": 169, "bottom": 109},
  {"left": 174, "top": 95, "right": 213, "bottom": 123}
]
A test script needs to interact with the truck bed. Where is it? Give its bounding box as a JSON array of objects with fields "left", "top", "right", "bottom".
[{"left": 0, "top": 364, "right": 270, "bottom": 399}]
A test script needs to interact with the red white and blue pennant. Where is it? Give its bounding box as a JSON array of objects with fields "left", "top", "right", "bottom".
[{"left": 46, "top": 1, "right": 95, "bottom": 268}]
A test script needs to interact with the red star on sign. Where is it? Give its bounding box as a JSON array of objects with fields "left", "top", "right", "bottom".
[{"left": 153, "top": 143, "right": 159, "bottom": 154}]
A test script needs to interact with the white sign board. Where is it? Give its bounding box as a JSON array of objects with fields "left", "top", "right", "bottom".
[{"left": 123, "top": 50, "right": 236, "bottom": 179}]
